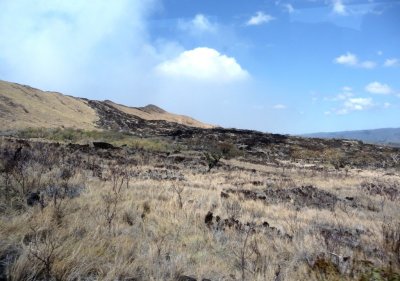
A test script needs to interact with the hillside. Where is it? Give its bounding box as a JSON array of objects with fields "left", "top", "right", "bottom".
[
  {"left": 1, "top": 80, "right": 400, "bottom": 280},
  {"left": 0, "top": 80, "right": 213, "bottom": 131},
  {"left": 0, "top": 80, "right": 98, "bottom": 130},
  {"left": 105, "top": 101, "right": 214, "bottom": 129},
  {"left": 304, "top": 127, "right": 400, "bottom": 147}
]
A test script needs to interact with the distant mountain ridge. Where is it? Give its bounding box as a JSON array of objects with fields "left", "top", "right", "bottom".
[
  {"left": 304, "top": 128, "right": 400, "bottom": 147},
  {"left": 0, "top": 80, "right": 214, "bottom": 131}
]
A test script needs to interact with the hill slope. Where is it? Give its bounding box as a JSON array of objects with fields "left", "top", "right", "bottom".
[
  {"left": 104, "top": 100, "right": 213, "bottom": 129},
  {"left": 0, "top": 80, "right": 98, "bottom": 130},
  {"left": 304, "top": 128, "right": 400, "bottom": 146},
  {"left": 0, "top": 80, "right": 213, "bottom": 131}
]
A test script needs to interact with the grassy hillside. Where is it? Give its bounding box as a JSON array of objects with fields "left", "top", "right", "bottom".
[
  {"left": 0, "top": 80, "right": 98, "bottom": 131},
  {"left": 105, "top": 101, "right": 214, "bottom": 129},
  {"left": 0, "top": 80, "right": 213, "bottom": 132},
  {"left": 0, "top": 133, "right": 399, "bottom": 280}
]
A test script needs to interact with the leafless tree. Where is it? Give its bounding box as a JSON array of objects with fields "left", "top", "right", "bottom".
[
  {"left": 171, "top": 184, "right": 184, "bottom": 209},
  {"left": 28, "top": 226, "right": 60, "bottom": 279}
]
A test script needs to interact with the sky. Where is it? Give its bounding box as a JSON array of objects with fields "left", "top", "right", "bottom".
[{"left": 0, "top": 0, "right": 399, "bottom": 134}]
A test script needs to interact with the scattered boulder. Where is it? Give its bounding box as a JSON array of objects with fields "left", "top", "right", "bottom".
[
  {"left": 220, "top": 191, "right": 229, "bottom": 199},
  {"left": 26, "top": 192, "right": 42, "bottom": 207},
  {"left": 0, "top": 245, "right": 20, "bottom": 281},
  {"left": 204, "top": 212, "right": 292, "bottom": 239},
  {"left": 360, "top": 180, "right": 400, "bottom": 201},
  {"left": 92, "top": 142, "right": 115, "bottom": 149},
  {"left": 205, "top": 211, "right": 213, "bottom": 227},
  {"left": 225, "top": 185, "right": 340, "bottom": 210},
  {"left": 320, "top": 226, "right": 364, "bottom": 249}
]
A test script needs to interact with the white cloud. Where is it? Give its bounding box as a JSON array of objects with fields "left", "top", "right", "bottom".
[
  {"left": 365, "top": 81, "right": 393, "bottom": 95},
  {"left": 332, "top": 0, "right": 347, "bottom": 15},
  {"left": 384, "top": 58, "right": 400, "bottom": 67},
  {"left": 246, "top": 12, "right": 275, "bottom": 26},
  {"left": 155, "top": 47, "right": 249, "bottom": 83},
  {"left": 334, "top": 52, "right": 376, "bottom": 69},
  {"left": 178, "top": 14, "right": 216, "bottom": 34},
  {"left": 273, "top": 104, "right": 287, "bottom": 109},
  {"left": 326, "top": 86, "right": 376, "bottom": 115},
  {"left": 337, "top": 98, "right": 374, "bottom": 114},
  {"left": 334, "top": 52, "right": 357, "bottom": 66}
]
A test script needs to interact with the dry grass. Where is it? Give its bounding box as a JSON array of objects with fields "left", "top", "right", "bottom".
[
  {"left": 0, "top": 80, "right": 98, "bottom": 131},
  {"left": 105, "top": 101, "right": 215, "bottom": 129},
  {"left": 0, "top": 137, "right": 399, "bottom": 280},
  {"left": 0, "top": 80, "right": 213, "bottom": 132}
]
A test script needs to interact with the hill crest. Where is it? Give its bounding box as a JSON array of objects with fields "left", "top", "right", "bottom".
[{"left": 0, "top": 80, "right": 214, "bottom": 131}]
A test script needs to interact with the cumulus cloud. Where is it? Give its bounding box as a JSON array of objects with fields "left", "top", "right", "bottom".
[
  {"left": 365, "top": 81, "right": 393, "bottom": 94},
  {"left": 334, "top": 52, "right": 357, "bottom": 66},
  {"left": 155, "top": 47, "right": 249, "bottom": 83},
  {"left": 326, "top": 87, "right": 376, "bottom": 115},
  {"left": 334, "top": 52, "right": 376, "bottom": 69},
  {"left": 178, "top": 14, "right": 216, "bottom": 34},
  {"left": 246, "top": 12, "right": 275, "bottom": 26},
  {"left": 384, "top": 58, "right": 400, "bottom": 67},
  {"left": 335, "top": 98, "right": 374, "bottom": 115}
]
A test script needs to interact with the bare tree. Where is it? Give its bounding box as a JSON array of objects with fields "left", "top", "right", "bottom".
[
  {"left": 232, "top": 226, "right": 255, "bottom": 281},
  {"left": 28, "top": 227, "right": 60, "bottom": 279},
  {"left": 171, "top": 184, "right": 184, "bottom": 209},
  {"left": 102, "top": 165, "right": 128, "bottom": 234}
]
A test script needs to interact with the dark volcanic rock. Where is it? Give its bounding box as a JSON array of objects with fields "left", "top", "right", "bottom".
[
  {"left": 92, "top": 141, "right": 116, "bottom": 150},
  {"left": 320, "top": 226, "right": 364, "bottom": 249},
  {"left": 86, "top": 99, "right": 400, "bottom": 170},
  {"left": 360, "top": 180, "right": 400, "bottom": 200},
  {"left": 226, "top": 185, "right": 340, "bottom": 210},
  {"left": 26, "top": 192, "right": 42, "bottom": 207}
]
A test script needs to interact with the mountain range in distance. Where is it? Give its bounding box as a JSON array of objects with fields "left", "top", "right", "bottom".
[{"left": 303, "top": 128, "right": 400, "bottom": 147}]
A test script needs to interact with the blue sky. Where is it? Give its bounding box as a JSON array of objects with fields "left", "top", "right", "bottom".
[{"left": 0, "top": 0, "right": 399, "bottom": 134}]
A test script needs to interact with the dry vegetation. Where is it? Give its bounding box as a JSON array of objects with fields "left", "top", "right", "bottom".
[
  {"left": 0, "top": 81, "right": 98, "bottom": 131},
  {"left": 0, "top": 131, "right": 400, "bottom": 281},
  {"left": 0, "top": 80, "right": 213, "bottom": 132}
]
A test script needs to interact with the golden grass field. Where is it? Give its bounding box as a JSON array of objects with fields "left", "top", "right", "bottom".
[
  {"left": 1, "top": 134, "right": 399, "bottom": 281},
  {"left": 0, "top": 80, "right": 213, "bottom": 132}
]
